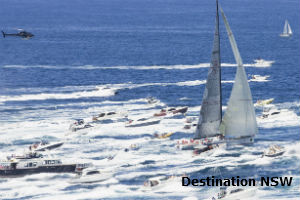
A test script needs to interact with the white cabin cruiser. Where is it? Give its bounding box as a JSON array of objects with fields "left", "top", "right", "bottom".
[
  {"left": 263, "top": 145, "right": 285, "bottom": 157},
  {"left": 29, "top": 141, "right": 64, "bottom": 152},
  {"left": 92, "top": 111, "right": 128, "bottom": 122},
  {"left": 69, "top": 168, "right": 112, "bottom": 184},
  {"left": 252, "top": 59, "right": 275, "bottom": 67},
  {"left": 125, "top": 118, "right": 161, "bottom": 128},
  {"left": 211, "top": 186, "right": 256, "bottom": 200},
  {"left": 69, "top": 119, "right": 93, "bottom": 132},
  {"left": 249, "top": 75, "right": 270, "bottom": 82}
]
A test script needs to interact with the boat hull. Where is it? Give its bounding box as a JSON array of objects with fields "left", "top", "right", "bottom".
[
  {"left": 0, "top": 164, "right": 77, "bottom": 177},
  {"left": 264, "top": 151, "right": 284, "bottom": 157},
  {"left": 125, "top": 119, "right": 160, "bottom": 127},
  {"left": 225, "top": 136, "right": 255, "bottom": 146}
]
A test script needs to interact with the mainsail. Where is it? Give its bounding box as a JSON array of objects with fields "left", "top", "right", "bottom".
[
  {"left": 219, "top": 6, "right": 258, "bottom": 140},
  {"left": 194, "top": 0, "right": 222, "bottom": 139},
  {"left": 283, "top": 20, "right": 288, "bottom": 35}
]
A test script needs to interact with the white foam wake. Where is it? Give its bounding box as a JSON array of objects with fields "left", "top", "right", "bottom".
[{"left": 2, "top": 61, "right": 273, "bottom": 71}]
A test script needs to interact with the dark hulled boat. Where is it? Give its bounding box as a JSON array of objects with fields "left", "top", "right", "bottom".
[{"left": 0, "top": 158, "right": 89, "bottom": 177}]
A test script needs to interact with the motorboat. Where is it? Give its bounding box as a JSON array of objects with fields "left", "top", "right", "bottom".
[
  {"left": 92, "top": 111, "right": 128, "bottom": 121},
  {"left": 263, "top": 145, "right": 285, "bottom": 157},
  {"left": 143, "top": 175, "right": 177, "bottom": 190},
  {"left": 249, "top": 74, "right": 270, "bottom": 82},
  {"left": 0, "top": 157, "right": 90, "bottom": 177},
  {"left": 142, "top": 175, "right": 185, "bottom": 191},
  {"left": 29, "top": 141, "right": 64, "bottom": 152},
  {"left": 146, "top": 97, "right": 158, "bottom": 104},
  {"left": 154, "top": 132, "right": 174, "bottom": 139},
  {"left": 252, "top": 59, "right": 275, "bottom": 67},
  {"left": 153, "top": 106, "right": 188, "bottom": 117},
  {"left": 254, "top": 98, "right": 274, "bottom": 107},
  {"left": 211, "top": 186, "right": 256, "bottom": 200},
  {"left": 69, "top": 169, "right": 112, "bottom": 184},
  {"left": 260, "top": 107, "right": 280, "bottom": 119},
  {"left": 125, "top": 118, "right": 161, "bottom": 128},
  {"left": 69, "top": 119, "right": 93, "bottom": 132}
]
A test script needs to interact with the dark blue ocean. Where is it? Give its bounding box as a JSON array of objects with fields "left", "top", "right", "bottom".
[{"left": 0, "top": 0, "right": 299, "bottom": 199}]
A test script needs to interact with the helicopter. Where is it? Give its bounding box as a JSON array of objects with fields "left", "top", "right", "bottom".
[{"left": 2, "top": 29, "right": 34, "bottom": 39}]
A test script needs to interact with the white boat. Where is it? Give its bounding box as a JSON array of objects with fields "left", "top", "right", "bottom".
[
  {"left": 252, "top": 59, "right": 275, "bottom": 67},
  {"left": 125, "top": 118, "right": 161, "bottom": 128},
  {"left": 249, "top": 75, "right": 270, "bottom": 82},
  {"left": 69, "top": 169, "right": 112, "bottom": 184},
  {"left": 263, "top": 145, "right": 285, "bottom": 157},
  {"left": 69, "top": 119, "right": 93, "bottom": 132},
  {"left": 211, "top": 186, "right": 256, "bottom": 200},
  {"left": 259, "top": 107, "right": 280, "bottom": 119},
  {"left": 192, "top": 1, "right": 258, "bottom": 148},
  {"left": 92, "top": 111, "right": 128, "bottom": 121},
  {"left": 280, "top": 20, "right": 292, "bottom": 37},
  {"left": 254, "top": 98, "right": 274, "bottom": 107},
  {"left": 30, "top": 141, "right": 64, "bottom": 152},
  {"left": 143, "top": 175, "right": 180, "bottom": 191}
]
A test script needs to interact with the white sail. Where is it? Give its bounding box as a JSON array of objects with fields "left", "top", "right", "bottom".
[
  {"left": 287, "top": 21, "right": 292, "bottom": 35},
  {"left": 283, "top": 20, "right": 288, "bottom": 34},
  {"left": 219, "top": 6, "right": 258, "bottom": 142},
  {"left": 194, "top": 0, "right": 222, "bottom": 139}
]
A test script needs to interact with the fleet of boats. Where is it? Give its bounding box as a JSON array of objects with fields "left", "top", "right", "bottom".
[{"left": 1, "top": 1, "right": 289, "bottom": 199}]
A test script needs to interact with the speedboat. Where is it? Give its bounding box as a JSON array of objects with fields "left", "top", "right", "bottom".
[
  {"left": 0, "top": 157, "right": 90, "bottom": 177},
  {"left": 125, "top": 118, "right": 161, "bottom": 128},
  {"left": 211, "top": 186, "right": 256, "bottom": 200},
  {"left": 69, "top": 169, "right": 112, "bottom": 184},
  {"left": 249, "top": 75, "right": 270, "bottom": 82},
  {"left": 154, "top": 132, "right": 174, "bottom": 139},
  {"left": 143, "top": 175, "right": 177, "bottom": 191},
  {"left": 254, "top": 98, "right": 274, "bottom": 107},
  {"left": 29, "top": 141, "right": 64, "bottom": 152},
  {"left": 263, "top": 145, "right": 285, "bottom": 157},
  {"left": 153, "top": 106, "right": 188, "bottom": 117},
  {"left": 253, "top": 58, "right": 275, "bottom": 67},
  {"left": 92, "top": 111, "right": 128, "bottom": 121},
  {"left": 69, "top": 119, "right": 93, "bottom": 132},
  {"left": 259, "top": 107, "right": 280, "bottom": 119},
  {"left": 147, "top": 97, "right": 158, "bottom": 104}
]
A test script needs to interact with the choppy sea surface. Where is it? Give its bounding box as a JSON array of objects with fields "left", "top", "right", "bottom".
[{"left": 0, "top": 0, "right": 299, "bottom": 199}]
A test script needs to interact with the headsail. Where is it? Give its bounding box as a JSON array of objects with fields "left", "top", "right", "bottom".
[
  {"left": 194, "top": 0, "right": 222, "bottom": 139},
  {"left": 219, "top": 6, "right": 258, "bottom": 140},
  {"left": 287, "top": 21, "right": 292, "bottom": 35}
]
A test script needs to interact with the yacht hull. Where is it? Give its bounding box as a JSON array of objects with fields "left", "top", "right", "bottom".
[{"left": 0, "top": 164, "right": 77, "bottom": 177}]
